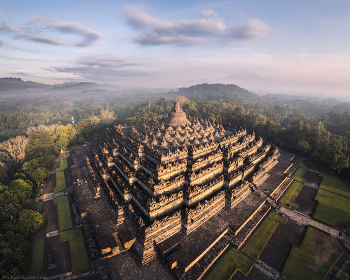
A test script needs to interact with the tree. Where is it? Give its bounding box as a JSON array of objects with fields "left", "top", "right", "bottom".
[
  {"left": 53, "top": 125, "right": 69, "bottom": 151},
  {"left": 321, "top": 149, "right": 349, "bottom": 173},
  {"left": 176, "top": 95, "right": 190, "bottom": 106},
  {"left": 99, "top": 106, "right": 115, "bottom": 124},
  {"left": 0, "top": 136, "right": 29, "bottom": 166},
  {"left": 31, "top": 167, "right": 50, "bottom": 186},
  {"left": 25, "top": 131, "right": 58, "bottom": 161},
  {"left": 297, "top": 140, "right": 312, "bottom": 155},
  {"left": 19, "top": 209, "right": 43, "bottom": 232}
]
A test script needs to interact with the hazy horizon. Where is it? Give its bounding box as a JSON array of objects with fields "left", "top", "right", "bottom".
[{"left": 0, "top": 0, "right": 349, "bottom": 96}]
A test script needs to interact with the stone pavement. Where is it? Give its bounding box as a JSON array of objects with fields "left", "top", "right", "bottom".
[
  {"left": 46, "top": 230, "right": 59, "bottom": 238},
  {"left": 304, "top": 182, "right": 318, "bottom": 189},
  {"left": 278, "top": 206, "right": 340, "bottom": 237},
  {"left": 35, "top": 191, "right": 65, "bottom": 202},
  {"left": 254, "top": 259, "right": 280, "bottom": 280}
]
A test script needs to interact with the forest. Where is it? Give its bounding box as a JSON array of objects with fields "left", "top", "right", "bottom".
[{"left": 0, "top": 83, "right": 349, "bottom": 275}]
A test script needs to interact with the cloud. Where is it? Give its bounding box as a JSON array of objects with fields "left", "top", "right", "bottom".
[
  {"left": 124, "top": 6, "right": 159, "bottom": 29},
  {"left": 33, "top": 17, "right": 102, "bottom": 46},
  {"left": 201, "top": 10, "right": 219, "bottom": 18},
  {"left": 0, "top": 20, "right": 14, "bottom": 32},
  {"left": 54, "top": 66, "right": 148, "bottom": 80},
  {"left": 125, "top": 6, "right": 269, "bottom": 46},
  {"left": 52, "top": 56, "right": 148, "bottom": 82},
  {"left": 19, "top": 33, "right": 64, "bottom": 45},
  {"left": 135, "top": 34, "right": 203, "bottom": 46},
  {"left": 0, "top": 18, "right": 102, "bottom": 46},
  {"left": 229, "top": 19, "right": 269, "bottom": 39},
  {"left": 78, "top": 58, "right": 140, "bottom": 68}
]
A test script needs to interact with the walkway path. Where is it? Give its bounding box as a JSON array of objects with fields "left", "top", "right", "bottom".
[
  {"left": 35, "top": 191, "right": 65, "bottom": 202},
  {"left": 254, "top": 259, "right": 280, "bottom": 280},
  {"left": 278, "top": 206, "right": 340, "bottom": 236}
]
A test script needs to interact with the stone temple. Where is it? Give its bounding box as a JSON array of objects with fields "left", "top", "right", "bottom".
[{"left": 77, "top": 102, "right": 294, "bottom": 279}]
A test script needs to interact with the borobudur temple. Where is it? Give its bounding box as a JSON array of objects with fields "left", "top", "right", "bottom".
[{"left": 75, "top": 101, "right": 295, "bottom": 279}]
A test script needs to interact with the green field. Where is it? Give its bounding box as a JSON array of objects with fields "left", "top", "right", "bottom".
[
  {"left": 318, "top": 170, "right": 350, "bottom": 198},
  {"left": 59, "top": 152, "right": 70, "bottom": 170},
  {"left": 205, "top": 248, "right": 254, "bottom": 280},
  {"left": 241, "top": 211, "right": 287, "bottom": 259},
  {"left": 60, "top": 228, "right": 91, "bottom": 274},
  {"left": 54, "top": 170, "right": 66, "bottom": 193},
  {"left": 53, "top": 196, "right": 73, "bottom": 231},
  {"left": 27, "top": 236, "right": 45, "bottom": 276},
  {"left": 27, "top": 211, "right": 46, "bottom": 276},
  {"left": 292, "top": 166, "right": 307, "bottom": 183},
  {"left": 281, "top": 226, "right": 343, "bottom": 280},
  {"left": 279, "top": 180, "right": 305, "bottom": 208},
  {"left": 34, "top": 201, "right": 43, "bottom": 211},
  {"left": 313, "top": 189, "right": 350, "bottom": 227},
  {"left": 54, "top": 152, "right": 70, "bottom": 193},
  {"left": 297, "top": 160, "right": 308, "bottom": 169}
]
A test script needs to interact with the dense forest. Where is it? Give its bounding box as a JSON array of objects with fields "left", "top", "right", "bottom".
[{"left": 0, "top": 82, "right": 349, "bottom": 275}]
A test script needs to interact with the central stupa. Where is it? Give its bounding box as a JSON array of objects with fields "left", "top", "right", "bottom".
[{"left": 167, "top": 101, "right": 191, "bottom": 127}]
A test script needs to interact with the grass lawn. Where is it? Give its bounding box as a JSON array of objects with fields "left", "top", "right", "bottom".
[
  {"left": 205, "top": 248, "right": 254, "bottom": 280},
  {"left": 60, "top": 228, "right": 91, "bottom": 274},
  {"left": 27, "top": 236, "right": 45, "bottom": 276},
  {"left": 313, "top": 189, "right": 350, "bottom": 228},
  {"left": 281, "top": 226, "right": 343, "bottom": 280},
  {"left": 34, "top": 201, "right": 43, "bottom": 211},
  {"left": 279, "top": 180, "right": 305, "bottom": 208},
  {"left": 54, "top": 152, "right": 70, "bottom": 193},
  {"left": 297, "top": 160, "right": 308, "bottom": 169},
  {"left": 59, "top": 152, "right": 70, "bottom": 170},
  {"left": 53, "top": 196, "right": 73, "bottom": 231},
  {"left": 318, "top": 170, "right": 350, "bottom": 199},
  {"left": 292, "top": 166, "right": 307, "bottom": 183},
  {"left": 241, "top": 211, "right": 287, "bottom": 259},
  {"left": 27, "top": 212, "right": 46, "bottom": 276},
  {"left": 54, "top": 170, "right": 66, "bottom": 193}
]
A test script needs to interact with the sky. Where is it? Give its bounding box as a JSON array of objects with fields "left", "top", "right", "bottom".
[{"left": 0, "top": 0, "right": 349, "bottom": 95}]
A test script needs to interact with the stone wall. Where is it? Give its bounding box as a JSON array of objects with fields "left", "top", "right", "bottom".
[
  {"left": 183, "top": 191, "right": 225, "bottom": 234},
  {"left": 227, "top": 181, "right": 252, "bottom": 209},
  {"left": 188, "top": 161, "right": 223, "bottom": 185},
  {"left": 184, "top": 174, "right": 225, "bottom": 206}
]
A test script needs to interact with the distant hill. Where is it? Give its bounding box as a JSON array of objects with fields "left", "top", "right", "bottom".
[
  {"left": 0, "top": 77, "right": 49, "bottom": 91},
  {"left": 48, "top": 82, "right": 98, "bottom": 91},
  {"left": 224, "top": 69, "right": 268, "bottom": 81},
  {"left": 176, "top": 83, "right": 259, "bottom": 103},
  {"left": 0, "top": 77, "right": 118, "bottom": 94}
]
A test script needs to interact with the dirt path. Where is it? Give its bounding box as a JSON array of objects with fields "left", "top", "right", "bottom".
[{"left": 44, "top": 152, "right": 65, "bottom": 194}]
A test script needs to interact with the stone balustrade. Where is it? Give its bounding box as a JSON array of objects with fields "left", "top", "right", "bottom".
[
  {"left": 189, "top": 141, "right": 219, "bottom": 159},
  {"left": 185, "top": 174, "right": 225, "bottom": 205},
  {"left": 189, "top": 150, "right": 223, "bottom": 171},
  {"left": 228, "top": 181, "right": 251, "bottom": 209},
  {"left": 189, "top": 161, "right": 223, "bottom": 185},
  {"left": 183, "top": 191, "right": 225, "bottom": 234},
  {"left": 226, "top": 156, "right": 245, "bottom": 174},
  {"left": 227, "top": 170, "right": 243, "bottom": 188},
  {"left": 242, "top": 162, "right": 256, "bottom": 178}
]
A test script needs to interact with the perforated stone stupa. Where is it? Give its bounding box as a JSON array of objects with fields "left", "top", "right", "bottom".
[{"left": 85, "top": 102, "right": 285, "bottom": 279}]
